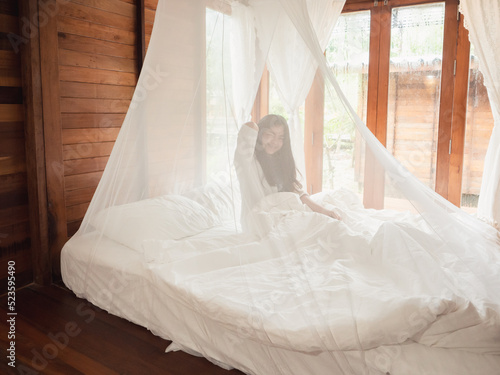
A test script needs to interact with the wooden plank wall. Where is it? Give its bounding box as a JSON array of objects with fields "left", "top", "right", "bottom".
[
  {"left": 0, "top": 0, "right": 33, "bottom": 292},
  {"left": 60, "top": 0, "right": 204, "bottom": 236},
  {"left": 1, "top": 0, "right": 208, "bottom": 284},
  {"left": 57, "top": 0, "right": 139, "bottom": 237},
  {"left": 385, "top": 68, "right": 494, "bottom": 195},
  {"left": 386, "top": 71, "right": 440, "bottom": 189},
  {"left": 144, "top": 0, "right": 158, "bottom": 52}
]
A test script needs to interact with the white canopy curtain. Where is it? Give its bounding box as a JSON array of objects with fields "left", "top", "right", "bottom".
[
  {"left": 264, "top": 0, "right": 345, "bottom": 176},
  {"left": 230, "top": 0, "right": 345, "bottom": 176},
  {"left": 60, "top": 0, "right": 500, "bottom": 374},
  {"left": 230, "top": 2, "right": 273, "bottom": 125},
  {"left": 460, "top": 0, "right": 500, "bottom": 229}
]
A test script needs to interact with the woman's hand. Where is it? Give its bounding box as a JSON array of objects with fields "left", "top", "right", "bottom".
[
  {"left": 244, "top": 121, "right": 259, "bottom": 131},
  {"left": 320, "top": 208, "right": 342, "bottom": 220},
  {"left": 300, "top": 194, "right": 342, "bottom": 220}
]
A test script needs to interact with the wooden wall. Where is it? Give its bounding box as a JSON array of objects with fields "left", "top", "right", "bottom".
[
  {"left": 1, "top": 0, "right": 208, "bottom": 286},
  {"left": 57, "top": 0, "right": 139, "bottom": 237},
  {"left": 144, "top": 0, "right": 158, "bottom": 51},
  {"left": 0, "top": 0, "right": 143, "bottom": 286},
  {"left": 61, "top": 0, "right": 205, "bottom": 236},
  {"left": 385, "top": 67, "right": 494, "bottom": 195},
  {"left": 386, "top": 71, "right": 440, "bottom": 189},
  {"left": 0, "top": 1, "right": 33, "bottom": 293}
]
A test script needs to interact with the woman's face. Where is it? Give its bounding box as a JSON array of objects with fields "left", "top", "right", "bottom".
[{"left": 260, "top": 125, "right": 285, "bottom": 155}]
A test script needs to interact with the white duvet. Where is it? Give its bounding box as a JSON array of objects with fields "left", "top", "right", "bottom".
[
  {"left": 143, "top": 190, "right": 500, "bottom": 362},
  {"left": 62, "top": 188, "right": 500, "bottom": 374}
]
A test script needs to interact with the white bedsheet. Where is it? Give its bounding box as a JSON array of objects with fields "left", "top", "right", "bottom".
[{"left": 61, "top": 191, "right": 500, "bottom": 374}]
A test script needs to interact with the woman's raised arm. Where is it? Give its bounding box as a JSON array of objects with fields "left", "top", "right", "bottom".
[{"left": 234, "top": 121, "right": 259, "bottom": 165}]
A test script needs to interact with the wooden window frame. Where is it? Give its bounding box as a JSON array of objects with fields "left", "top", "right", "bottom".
[{"left": 297, "top": 0, "right": 471, "bottom": 207}]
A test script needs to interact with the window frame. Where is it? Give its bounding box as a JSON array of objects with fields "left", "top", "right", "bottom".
[{"left": 297, "top": 0, "right": 470, "bottom": 207}]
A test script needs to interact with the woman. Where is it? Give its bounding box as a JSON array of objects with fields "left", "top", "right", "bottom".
[{"left": 234, "top": 114, "right": 341, "bottom": 229}]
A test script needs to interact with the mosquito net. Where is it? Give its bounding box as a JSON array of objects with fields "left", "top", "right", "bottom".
[{"left": 61, "top": 0, "right": 500, "bottom": 374}]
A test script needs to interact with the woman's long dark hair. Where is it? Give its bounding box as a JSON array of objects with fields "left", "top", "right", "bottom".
[{"left": 255, "top": 114, "right": 303, "bottom": 193}]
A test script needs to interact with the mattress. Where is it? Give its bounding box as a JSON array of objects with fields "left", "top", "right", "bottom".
[{"left": 61, "top": 218, "right": 500, "bottom": 375}]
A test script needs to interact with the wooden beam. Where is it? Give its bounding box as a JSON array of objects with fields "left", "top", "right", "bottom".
[
  {"left": 38, "top": 0, "right": 67, "bottom": 280},
  {"left": 304, "top": 70, "right": 324, "bottom": 194},
  {"left": 363, "top": 6, "right": 381, "bottom": 209},
  {"left": 259, "top": 68, "right": 269, "bottom": 119},
  {"left": 136, "top": 0, "right": 146, "bottom": 72},
  {"left": 366, "top": 5, "right": 381, "bottom": 138},
  {"left": 343, "top": 0, "right": 445, "bottom": 13},
  {"left": 388, "top": 0, "right": 444, "bottom": 6},
  {"left": 435, "top": 0, "right": 459, "bottom": 199},
  {"left": 363, "top": 4, "right": 391, "bottom": 209},
  {"left": 448, "top": 14, "right": 470, "bottom": 206},
  {"left": 375, "top": 6, "right": 391, "bottom": 146},
  {"left": 251, "top": 67, "right": 269, "bottom": 123},
  {"left": 19, "top": 0, "right": 51, "bottom": 285}
]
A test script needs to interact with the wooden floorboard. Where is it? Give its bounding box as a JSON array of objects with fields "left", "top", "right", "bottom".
[{"left": 0, "top": 283, "right": 245, "bottom": 375}]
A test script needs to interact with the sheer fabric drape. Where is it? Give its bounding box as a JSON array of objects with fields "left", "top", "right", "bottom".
[
  {"left": 460, "top": 1, "right": 500, "bottom": 228},
  {"left": 230, "top": 2, "right": 273, "bottom": 124},
  {"left": 230, "top": 0, "right": 344, "bottom": 175},
  {"left": 60, "top": 1, "right": 500, "bottom": 374},
  {"left": 264, "top": 0, "right": 345, "bottom": 176},
  {"left": 279, "top": 0, "right": 500, "bottom": 297}
]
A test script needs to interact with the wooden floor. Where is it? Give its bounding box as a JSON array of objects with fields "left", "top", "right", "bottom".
[{"left": 0, "top": 284, "right": 245, "bottom": 375}]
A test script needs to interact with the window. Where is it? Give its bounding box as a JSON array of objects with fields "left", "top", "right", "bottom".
[
  {"left": 323, "top": 11, "right": 370, "bottom": 196},
  {"left": 298, "top": 0, "right": 494, "bottom": 210},
  {"left": 386, "top": 3, "right": 445, "bottom": 191}
]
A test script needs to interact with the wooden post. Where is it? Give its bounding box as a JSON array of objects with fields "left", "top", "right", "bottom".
[
  {"left": 366, "top": 6, "right": 381, "bottom": 140},
  {"left": 435, "top": 0, "right": 459, "bottom": 199},
  {"left": 251, "top": 67, "right": 269, "bottom": 123},
  {"left": 375, "top": 6, "right": 391, "bottom": 146},
  {"left": 19, "top": 0, "right": 51, "bottom": 285},
  {"left": 448, "top": 14, "right": 470, "bottom": 206},
  {"left": 363, "top": 3, "right": 391, "bottom": 209},
  {"left": 38, "top": 0, "right": 67, "bottom": 280},
  {"left": 304, "top": 70, "right": 324, "bottom": 194},
  {"left": 136, "top": 0, "right": 146, "bottom": 73}
]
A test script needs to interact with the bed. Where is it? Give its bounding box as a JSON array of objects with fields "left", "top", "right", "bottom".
[{"left": 61, "top": 187, "right": 500, "bottom": 375}]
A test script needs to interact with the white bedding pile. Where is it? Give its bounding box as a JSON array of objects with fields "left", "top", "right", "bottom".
[
  {"left": 62, "top": 189, "right": 500, "bottom": 374},
  {"left": 148, "top": 190, "right": 499, "bottom": 351}
]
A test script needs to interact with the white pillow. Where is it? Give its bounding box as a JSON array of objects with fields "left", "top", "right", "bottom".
[
  {"left": 91, "top": 195, "right": 216, "bottom": 252},
  {"left": 184, "top": 177, "right": 240, "bottom": 223}
]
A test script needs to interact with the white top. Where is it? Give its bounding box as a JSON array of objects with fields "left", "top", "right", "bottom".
[
  {"left": 234, "top": 124, "right": 305, "bottom": 229},
  {"left": 234, "top": 125, "right": 278, "bottom": 228}
]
